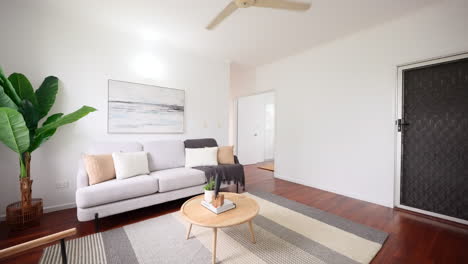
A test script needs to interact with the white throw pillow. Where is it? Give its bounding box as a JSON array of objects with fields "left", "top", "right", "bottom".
[
  {"left": 185, "top": 147, "right": 218, "bottom": 168},
  {"left": 112, "top": 152, "right": 150, "bottom": 180}
]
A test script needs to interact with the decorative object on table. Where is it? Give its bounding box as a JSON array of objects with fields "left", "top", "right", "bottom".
[
  {"left": 0, "top": 66, "right": 96, "bottom": 229},
  {"left": 212, "top": 193, "right": 225, "bottom": 208},
  {"left": 201, "top": 197, "right": 235, "bottom": 214},
  {"left": 108, "top": 79, "right": 184, "bottom": 133},
  {"left": 204, "top": 179, "right": 216, "bottom": 203}
]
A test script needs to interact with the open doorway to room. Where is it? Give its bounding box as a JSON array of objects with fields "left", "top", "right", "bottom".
[{"left": 237, "top": 91, "right": 275, "bottom": 170}]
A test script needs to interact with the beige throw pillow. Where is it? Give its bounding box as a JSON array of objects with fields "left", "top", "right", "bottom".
[
  {"left": 83, "top": 154, "right": 116, "bottom": 185},
  {"left": 218, "top": 146, "right": 235, "bottom": 165}
]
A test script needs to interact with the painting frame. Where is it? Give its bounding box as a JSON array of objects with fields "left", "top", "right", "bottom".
[{"left": 107, "top": 79, "right": 185, "bottom": 134}]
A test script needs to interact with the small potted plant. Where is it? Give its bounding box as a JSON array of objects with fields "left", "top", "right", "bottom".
[{"left": 204, "top": 179, "right": 216, "bottom": 203}]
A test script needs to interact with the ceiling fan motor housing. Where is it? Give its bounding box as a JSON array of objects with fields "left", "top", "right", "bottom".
[{"left": 235, "top": 0, "right": 256, "bottom": 8}]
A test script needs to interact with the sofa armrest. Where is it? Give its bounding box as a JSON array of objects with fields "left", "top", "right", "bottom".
[
  {"left": 76, "top": 161, "right": 89, "bottom": 189},
  {"left": 234, "top": 155, "right": 240, "bottom": 164}
]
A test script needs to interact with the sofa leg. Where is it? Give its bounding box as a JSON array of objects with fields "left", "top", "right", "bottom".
[
  {"left": 94, "top": 213, "right": 99, "bottom": 233},
  {"left": 236, "top": 182, "right": 239, "bottom": 193}
]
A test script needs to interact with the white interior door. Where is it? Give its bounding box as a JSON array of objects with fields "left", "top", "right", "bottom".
[
  {"left": 237, "top": 94, "right": 266, "bottom": 164},
  {"left": 264, "top": 92, "right": 275, "bottom": 160}
]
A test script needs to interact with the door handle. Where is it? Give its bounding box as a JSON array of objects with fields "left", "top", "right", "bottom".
[
  {"left": 396, "top": 119, "right": 410, "bottom": 132},
  {"left": 254, "top": 133, "right": 258, "bottom": 136}
]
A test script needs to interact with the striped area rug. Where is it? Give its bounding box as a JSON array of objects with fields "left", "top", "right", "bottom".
[{"left": 40, "top": 192, "right": 388, "bottom": 264}]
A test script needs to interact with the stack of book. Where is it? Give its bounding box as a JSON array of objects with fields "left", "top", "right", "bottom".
[{"left": 201, "top": 199, "right": 236, "bottom": 214}]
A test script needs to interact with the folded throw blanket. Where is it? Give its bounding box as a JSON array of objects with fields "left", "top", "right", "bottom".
[{"left": 184, "top": 138, "right": 245, "bottom": 195}]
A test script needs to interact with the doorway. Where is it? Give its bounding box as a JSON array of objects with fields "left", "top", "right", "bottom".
[
  {"left": 395, "top": 52, "right": 468, "bottom": 224},
  {"left": 237, "top": 91, "right": 275, "bottom": 165}
]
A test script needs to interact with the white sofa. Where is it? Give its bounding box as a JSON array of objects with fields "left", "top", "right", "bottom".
[{"left": 75, "top": 140, "right": 208, "bottom": 222}]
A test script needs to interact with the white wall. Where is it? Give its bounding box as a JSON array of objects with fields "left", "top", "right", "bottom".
[
  {"left": 0, "top": 2, "right": 229, "bottom": 216},
  {"left": 255, "top": 0, "right": 468, "bottom": 207}
]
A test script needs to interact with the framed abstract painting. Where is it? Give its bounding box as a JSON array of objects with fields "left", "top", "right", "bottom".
[{"left": 108, "top": 80, "right": 185, "bottom": 133}]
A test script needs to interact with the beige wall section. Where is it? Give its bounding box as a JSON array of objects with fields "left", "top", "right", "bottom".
[{"left": 229, "top": 63, "right": 263, "bottom": 149}]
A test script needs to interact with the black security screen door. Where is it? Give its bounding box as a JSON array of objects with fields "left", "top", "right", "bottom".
[{"left": 400, "top": 57, "right": 468, "bottom": 221}]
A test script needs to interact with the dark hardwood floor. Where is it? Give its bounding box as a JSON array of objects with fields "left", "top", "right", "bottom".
[{"left": 1, "top": 163, "right": 468, "bottom": 264}]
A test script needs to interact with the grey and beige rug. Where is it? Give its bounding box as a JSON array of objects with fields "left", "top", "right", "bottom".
[{"left": 40, "top": 192, "right": 388, "bottom": 264}]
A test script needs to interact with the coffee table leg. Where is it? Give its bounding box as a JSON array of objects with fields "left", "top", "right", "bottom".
[
  {"left": 212, "top": 227, "right": 217, "bottom": 264},
  {"left": 186, "top": 224, "right": 192, "bottom": 240},
  {"left": 248, "top": 220, "right": 256, "bottom": 243}
]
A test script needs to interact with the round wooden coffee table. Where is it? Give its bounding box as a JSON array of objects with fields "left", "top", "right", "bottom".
[{"left": 180, "top": 192, "right": 259, "bottom": 264}]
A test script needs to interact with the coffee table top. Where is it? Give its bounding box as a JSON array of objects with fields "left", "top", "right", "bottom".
[{"left": 180, "top": 192, "right": 259, "bottom": 228}]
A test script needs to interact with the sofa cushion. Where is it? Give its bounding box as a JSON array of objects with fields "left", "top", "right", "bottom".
[
  {"left": 76, "top": 175, "right": 157, "bottom": 208},
  {"left": 150, "top": 168, "right": 206, "bottom": 192},
  {"left": 144, "top": 140, "right": 185, "bottom": 171},
  {"left": 185, "top": 147, "right": 218, "bottom": 168},
  {"left": 83, "top": 154, "right": 116, "bottom": 185},
  {"left": 217, "top": 146, "right": 235, "bottom": 164},
  {"left": 112, "top": 152, "right": 150, "bottom": 180},
  {"left": 87, "top": 141, "right": 143, "bottom": 154}
]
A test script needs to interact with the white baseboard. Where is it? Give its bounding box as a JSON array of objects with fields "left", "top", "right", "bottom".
[
  {"left": 273, "top": 173, "right": 392, "bottom": 208},
  {"left": 0, "top": 202, "right": 76, "bottom": 221}
]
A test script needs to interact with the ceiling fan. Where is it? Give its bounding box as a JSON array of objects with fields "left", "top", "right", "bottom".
[{"left": 206, "top": 0, "right": 311, "bottom": 30}]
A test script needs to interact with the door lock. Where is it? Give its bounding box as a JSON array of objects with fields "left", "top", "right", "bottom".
[{"left": 396, "top": 119, "right": 410, "bottom": 132}]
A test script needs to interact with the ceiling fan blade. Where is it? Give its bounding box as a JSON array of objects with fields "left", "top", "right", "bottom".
[
  {"left": 206, "top": 2, "right": 239, "bottom": 30},
  {"left": 254, "top": 0, "right": 310, "bottom": 11}
]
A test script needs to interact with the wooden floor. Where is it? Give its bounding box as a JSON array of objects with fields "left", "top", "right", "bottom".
[{"left": 1, "top": 163, "right": 468, "bottom": 264}]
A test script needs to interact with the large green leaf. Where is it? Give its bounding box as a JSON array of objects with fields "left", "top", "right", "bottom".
[
  {"left": 35, "top": 106, "right": 96, "bottom": 137},
  {"left": 19, "top": 100, "right": 40, "bottom": 131},
  {"left": 0, "top": 67, "right": 21, "bottom": 106},
  {"left": 0, "top": 83, "right": 18, "bottom": 110},
  {"left": 9, "top": 73, "right": 38, "bottom": 106},
  {"left": 35, "top": 76, "right": 58, "bottom": 119},
  {"left": 29, "top": 113, "right": 63, "bottom": 152},
  {"left": 0, "top": 107, "right": 30, "bottom": 154}
]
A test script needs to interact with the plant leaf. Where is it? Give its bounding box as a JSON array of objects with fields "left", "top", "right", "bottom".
[
  {"left": 0, "top": 82, "right": 18, "bottom": 110},
  {"left": 43, "top": 113, "right": 65, "bottom": 126},
  {"left": 0, "top": 107, "right": 30, "bottom": 154},
  {"left": 35, "top": 106, "right": 96, "bottom": 137},
  {"left": 0, "top": 67, "right": 22, "bottom": 106},
  {"left": 8, "top": 73, "right": 38, "bottom": 106},
  {"left": 29, "top": 113, "right": 63, "bottom": 152},
  {"left": 35, "top": 76, "right": 58, "bottom": 120},
  {"left": 19, "top": 100, "right": 40, "bottom": 131}
]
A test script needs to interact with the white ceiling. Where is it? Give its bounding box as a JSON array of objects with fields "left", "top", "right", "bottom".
[{"left": 13, "top": 0, "right": 438, "bottom": 66}]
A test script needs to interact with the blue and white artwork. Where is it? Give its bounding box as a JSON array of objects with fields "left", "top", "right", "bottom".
[{"left": 108, "top": 80, "right": 185, "bottom": 133}]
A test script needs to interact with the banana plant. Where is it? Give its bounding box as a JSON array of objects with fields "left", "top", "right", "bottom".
[{"left": 0, "top": 66, "right": 96, "bottom": 206}]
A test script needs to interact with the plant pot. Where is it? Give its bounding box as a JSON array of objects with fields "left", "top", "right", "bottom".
[
  {"left": 204, "top": 190, "right": 215, "bottom": 203},
  {"left": 6, "top": 198, "right": 43, "bottom": 230}
]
